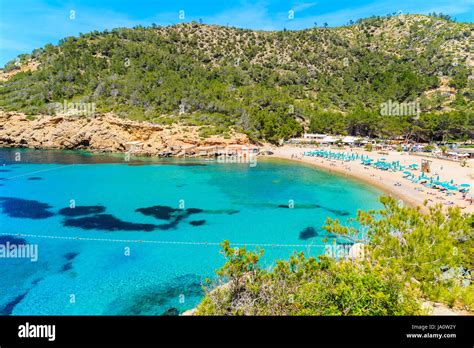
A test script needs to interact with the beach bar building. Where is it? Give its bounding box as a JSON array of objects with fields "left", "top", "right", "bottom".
[
  {"left": 342, "top": 136, "right": 356, "bottom": 145},
  {"left": 321, "top": 135, "right": 338, "bottom": 145},
  {"left": 452, "top": 148, "right": 474, "bottom": 159},
  {"left": 303, "top": 133, "right": 327, "bottom": 141}
]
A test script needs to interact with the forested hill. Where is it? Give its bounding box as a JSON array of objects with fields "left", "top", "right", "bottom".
[{"left": 1, "top": 14, "right": 472, "bottom": 143}]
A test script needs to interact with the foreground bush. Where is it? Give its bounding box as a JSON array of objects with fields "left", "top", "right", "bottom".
[
  {"left": 325, "top": 197, "right": 473, "bottom": 309},
  {"left": 196, "top": 242, "right": 423, "bottom": 315},
  {"left": 196, "top": 197, "right": 473, "bottom": 315}
]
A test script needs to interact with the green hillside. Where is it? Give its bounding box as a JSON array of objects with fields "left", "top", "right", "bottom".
[{"left": 1, "top": 14, "right": 473, "bottom": 143}]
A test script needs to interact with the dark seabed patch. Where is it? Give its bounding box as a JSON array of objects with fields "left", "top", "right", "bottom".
[
  {"left": 0, "top": 292, "right": 28, "bottom": 315},
  {"left": 27, "top": 177, "right": 42, "bottom": 180},
  {"left": 31, "top": 278, "right": 43, "bottom": 286},
  {"left": 59, "top": 205, "right": 106, "bottom": 217},
  {"left": 136, "top": 205, "right": 240, "bottom": 230},
  {"left": 64, "top": 252, "right": 79, "bottom": 261},
  {"left": 135, "top": 205, "right": 205, "bottom": 230},
  {"left": 0, "top": 197, "right": 54, "bottom": 219},
  {"left": 153, "top": 216, "right": 203, "bottom": 230},
  {"left": 189, "top": 220, "right": 206, "bottom": 226},
  {"left": 0, "top": 169, "right": 11, "bottom": 172},
  {"left": 162, "top": 308, "right": 180, "bottom": 316},
  {"left": 155, "top": 221, "right": 179, "bottom": 230},
  {"left": 107, "top": 274, "right": 203, "bottom": 315},
  {"left": 63, "top": 214, "right": 156, "bottom": 231},
  {"left": 0, "top": 235, "right": 27, "bottom": 245},
  {"left": 60, "top": 257, "right": 77, "bottom": 274},
  {"left": 299, "top": 227, "right": 318, "bottom": 240},
  {"left": 204, "top": 209, "right": 239, "bottom": 215},
  {"left": 324, "top": 207, "right": 350, "bottom": 216},
  {"left": 277, "top": 203, "right": 349, "bottom": 216},
  {"left": 136, "top": 205, "right": 203, "bottom": 221},
  {"left": 61, "top": 262, "right": 73, "bottom": 272}
]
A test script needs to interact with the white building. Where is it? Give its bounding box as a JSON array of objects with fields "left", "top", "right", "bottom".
[
  {"left": 321, "top": 136, "right": 339, "bottom": 144},
  {"left": 342, "top": 136, "right": 356, "bottom": 144},
  {"left": 303, "top": 133, "right": 327, "bottom": 140}
]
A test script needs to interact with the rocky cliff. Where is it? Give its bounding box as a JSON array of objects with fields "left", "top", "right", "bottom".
[{"left": 0, "top": 111, "right": 250, "bottom": 156}]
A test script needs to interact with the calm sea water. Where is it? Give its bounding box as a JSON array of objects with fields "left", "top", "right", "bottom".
[{"left": 0, "top": 149, "right": 383, "bottom": 315}]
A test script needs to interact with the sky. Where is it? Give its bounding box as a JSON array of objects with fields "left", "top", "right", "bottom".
[{"left": 0, "top": 0, "right": 473, "bottom": 66}]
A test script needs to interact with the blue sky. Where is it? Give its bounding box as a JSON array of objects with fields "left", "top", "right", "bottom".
[{"left": 0, "top": 0, "right": 472, "bottom": 66}]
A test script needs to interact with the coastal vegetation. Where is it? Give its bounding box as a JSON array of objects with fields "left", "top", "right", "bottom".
[
  {"left": 196, "top": 197, "right": 473, "bottom": 315},
  {"left": 1, "top": 15, "right": 472, "bottom": 144}
]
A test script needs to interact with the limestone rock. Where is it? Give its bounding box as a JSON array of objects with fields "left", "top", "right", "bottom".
[{"left": 0, "top": 111, "right": 251, "bottom": 157}]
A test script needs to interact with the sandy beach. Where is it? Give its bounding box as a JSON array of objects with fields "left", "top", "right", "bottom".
[{"left": 271, "top": 145, "right": 474, "bottom": 214}]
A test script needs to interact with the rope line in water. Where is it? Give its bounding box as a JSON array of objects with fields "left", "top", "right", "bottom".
[{"left": 0, "top": 232, "right": 328, "bottom": 248}]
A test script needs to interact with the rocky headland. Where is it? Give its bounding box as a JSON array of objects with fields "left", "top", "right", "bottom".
[{"left": 0, "top": 111, "right": 252, "bottom": 157}]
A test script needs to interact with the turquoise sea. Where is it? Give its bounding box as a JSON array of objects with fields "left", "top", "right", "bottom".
[{"left": 0, "top": 149, "right": 383, "bottom": 315}]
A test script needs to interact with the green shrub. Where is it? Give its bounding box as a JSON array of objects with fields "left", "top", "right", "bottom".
[{"left": 197, "top": 197, "right": 473, "bottom": 315}]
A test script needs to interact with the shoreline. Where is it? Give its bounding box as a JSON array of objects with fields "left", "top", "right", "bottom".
[
  {"left": 268, "top": 155, "right": 419, "bottom": 209},
  {"left": 269, "top": 145, "right": 473, "bottom": 214}
]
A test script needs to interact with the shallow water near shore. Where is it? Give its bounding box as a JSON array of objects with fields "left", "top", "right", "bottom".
[{"left": 0, "top": 148, "right": 383, "bottom": 315}]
